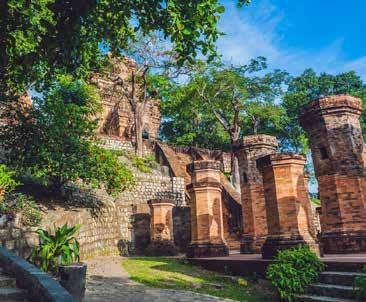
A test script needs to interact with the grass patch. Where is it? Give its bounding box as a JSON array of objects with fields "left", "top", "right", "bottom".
[{"left": 122, "top": 257, "right": 275, "bottom": 302}]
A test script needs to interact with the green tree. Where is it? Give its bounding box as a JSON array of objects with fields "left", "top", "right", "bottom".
[
  {"left": 161, "top": 57, "right": 288, "bottom": 189},
  {"left": 282, "top": 69, "right": 366, "bottom": 151},
  {"left": 0, "top": 75, "right": 134, "bottom": 195},
  {"left": 1, "top": 0, "right": 250, "bottom": 101}
]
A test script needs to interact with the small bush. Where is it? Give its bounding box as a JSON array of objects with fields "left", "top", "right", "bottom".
[
  {"left": 131, "top": 154, "right": 157, "bottom": 173},
  {"left": 354, "top": 266, "right": 366, "bottom": 301},
  {"left": 0, "top": 193, "right": 42, "bottom": 227},
  {"left": 0, "top": 164, "right": 19, "bottom": 196},
  {"left": 266, "top": 245, "right": 325, "bottom": 302}
]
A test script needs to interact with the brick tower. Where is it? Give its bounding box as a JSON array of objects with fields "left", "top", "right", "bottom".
[
  {"left": 186, "top": 160, "right": 229, "bottom": 257},
  {"left": 236, "top": 135, "right": 278, "bottom": 253},
  {"left": 258, "top": 153, "right": 319, "bottom": 259},
  {"left": 299, "top": 95, "right": 366, "bottom": 253}
]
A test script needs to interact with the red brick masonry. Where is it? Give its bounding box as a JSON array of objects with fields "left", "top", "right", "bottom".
[
  {"left": 299, "top": 95, "right": 366, "bottom": 253},
  {"left": 186, "top": 160, "right": 229, "bottom": 257},
  {"left": 258, "top": 153, "right": 319, "bottom": 259},
  {"left": 236, "top": 135, "right": 278, "bottom": 253}
]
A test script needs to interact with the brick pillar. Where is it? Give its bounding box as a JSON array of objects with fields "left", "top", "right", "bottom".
[
  {"left": 258, "top": 154, "right": 319, "bottom": 259},
  {"left": 146, "top": 199, "right": 177, "bottom": 255},
  {"left": 235, "top": 135, "right": 278, "bottom": 253},
  {"left": 299, "top": 95, "right": 366, "bottom": 253},
  {"left": 186, "top": 160, "right": 229, "bottom": 257}
]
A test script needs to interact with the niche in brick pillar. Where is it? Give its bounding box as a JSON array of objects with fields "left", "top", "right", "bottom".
[
  {"left": 146, "top": 199, "right": 178, "bottom": 256},
  {"left": 299, "top": 95, "right": 366, "bottom": 253},
  {"left": 186, "top": 160, "right": 229, "bottom": 258},
  {"left": 258, "top": 153, "right": 319, "bottom": 259},
  {"left": 235, "top": 135, "right": 278, "bottom": 254}
]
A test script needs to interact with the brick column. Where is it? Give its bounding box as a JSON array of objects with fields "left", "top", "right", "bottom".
[
  {"left": 258, "top": 154, "right": 319, "bottom": 259},
  {"left": 235, "top": 135, "right": 278, "bottom": 253},
  {"left": 186, "top": 160, "right": 229, "bottom": 257},
  {"left": 146, "top": 199, "right": 177, "bottom": 255},
  {"left": 299, "top": 95, "right": 366, "bottom": 253}
]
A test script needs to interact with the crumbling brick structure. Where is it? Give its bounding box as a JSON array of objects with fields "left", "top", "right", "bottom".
[
  {"left": 258, "top": 153, "right": 319, "bottom": 259},
  {"left": 236, "top": 135, "right": 278, "bottom": 253},
  {"left": 145, "top": 199, "right": 178, "bottom": 256},
  {"left": 299, "top": 95, "right": 366, "bottom": 253},
  {"left": 90, "top": 55, "right": 161, "bottom": 141},
  {"left": 186, "top": 160, "right": 229, "bottom": 257}
]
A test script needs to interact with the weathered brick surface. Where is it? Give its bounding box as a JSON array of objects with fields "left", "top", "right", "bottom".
[
  {"left": 259, "top": 153, "right": 319, "bottom": 259},
  {"left": 90, "top": 56, "right": 161, "bottom": 141},
  {"left": 187, "top": 160, "right": 228, "bottom": 257},
  {"left": 148, "top": 199, "right": 175, "bottom": 242},
  {"left": 299, "top": 94, "right": 366, "bottom": 253},
  {"left": 236, "top": 135, "right": 278, "bottom": 253},
  {"left": 156, "top": 142, "right": 242, "bottom": 249}
]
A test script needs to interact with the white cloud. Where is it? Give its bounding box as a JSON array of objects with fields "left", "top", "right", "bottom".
[{"left": 217, "top": 1, "right": 365, "bottom": 79}]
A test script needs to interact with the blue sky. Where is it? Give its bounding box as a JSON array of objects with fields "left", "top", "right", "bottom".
[{"left": 217, "top": 0, "right": 366, "bottom": 79}]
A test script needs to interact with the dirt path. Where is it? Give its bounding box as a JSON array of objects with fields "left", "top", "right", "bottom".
[{"left": 85, "top": 256, "right": 232, "bottom": 302}]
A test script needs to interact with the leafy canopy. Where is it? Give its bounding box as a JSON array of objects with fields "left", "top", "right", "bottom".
[
  {"left": 1, "top": 0, "right": 250, "bottom": 98},
  {"left": 0, "top": 75, "right": 134, "bottom": 195},
  {"left": 161, "top": 57, "right": 288, "bottom": 149},
  {"left": 281, "top": 69, "right": 366, "bottom": 151}
]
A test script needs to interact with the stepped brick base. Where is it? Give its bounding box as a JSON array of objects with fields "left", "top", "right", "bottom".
[
  {"left": 186, "top": 243, "right": 229, "bottom": 258},
  {"left": 322, "top": 231, "right": 366, "bottom": 254},
  {"left": 261, "top": 237, "right": 320, "bottom": 259},
  {"left": 240, "top": 235, "right": 266, "bottom": 254}
]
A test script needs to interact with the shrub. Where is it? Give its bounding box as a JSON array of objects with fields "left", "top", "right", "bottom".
[
  {"left": 131, "top": 154, "right": 157, "bottom": 173},
  {"left": 0, "top": 75, "right": 134, "bottom": 196},
  {"left": 266, "top": 245, "right": 325, "bottom": 302},
  {"left": 354, "top": 266, "right": 366, "bottom": 301},
  {"left": 0, "top": 164, "right": 19, "bottom": 197},
  {"left": 0, "top": 193, "right": 42, "bottom": 227},
  {"left": 30, "top": 223, "right": 81, "bottom": 273}
]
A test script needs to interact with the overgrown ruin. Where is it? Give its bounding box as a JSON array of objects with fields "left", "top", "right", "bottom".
[{"left": 2, "top": 57, "right": 366, "bottom": 261}]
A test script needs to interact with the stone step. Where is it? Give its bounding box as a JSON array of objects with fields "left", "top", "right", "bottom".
[
  {"left": 0, "top": 275, "right": 16, "bottom": 288},
  {"left": 307, "top": 283, "right": 356, "bottom": 300},
  {"left": 325, "top": 261, "right": 365, "bottom": 273},
  {"left": 0, "top": 287, "right": 28, "bottom": 301},
  {"left": 320, "top": 271, "right": 365, "bottom": 287},
  {"left": 296, "top": 294, "right": 356, "bottom": 302}
]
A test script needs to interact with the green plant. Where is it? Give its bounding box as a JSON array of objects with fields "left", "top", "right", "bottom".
[
  {"left": 354, "top": 266, "right": 366, "bottom": 301},
  {"left": 1, "top": 75, "right": 134, "bottom": 196},
  {"left": 0, "top": 164, "right": 19, "bottom": 196},
  {"left": 266, "top": 245, "right": 325, "bottom": 302},
  {"left": 30, "top": 223, "right": 81, "bottom": 273},
  {"left": 131, "top": 154, "right": 157, "bottom": 173},
  {"left": 0, "top": 193, "right": 42, "bottom": 227}
]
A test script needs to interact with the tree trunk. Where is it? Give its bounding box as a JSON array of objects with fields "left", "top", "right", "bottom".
[
  {"left": 230, "top": 127, "right": 241, "bottom": 193},
  {"left": 134, "top": 103, "right": 144, "bottom": 157}
]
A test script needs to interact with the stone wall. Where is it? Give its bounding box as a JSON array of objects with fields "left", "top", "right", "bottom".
[{"left": 0, "top": 167, "right": 187, "bottom": 259}]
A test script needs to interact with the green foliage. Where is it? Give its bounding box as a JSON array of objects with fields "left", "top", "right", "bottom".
[
  {"left": 266, "top": 245, "right": 325, "bottom": 302},
  {"left": 0, "top": 193, "right": 42, "bottom": 227},
  {"left": 311, "top": 198, "right": 321, "bottom": 206},
  {"left": 1, "top": 75, "right": 134, "bottom": 195},
  {"left": 161, "top": 57, "right": 288, "bottom": 149},
  {"left": 131, "top": 154, "right": 157, "bottom": 174},
  {"left": 30, "top": 223, "right": 81, "bottom": 273},
  {"left": 0, "top": 165, "right": 19, "bottom": 195},
  {"left": 281, "top": 69, "right": 366, "bottom": 151},
  {"left": 354, "top": 266, "right": 366, "bottom": 301},
  {"left": 2, "top": 0, "right": 249, "bottom": 101}
]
